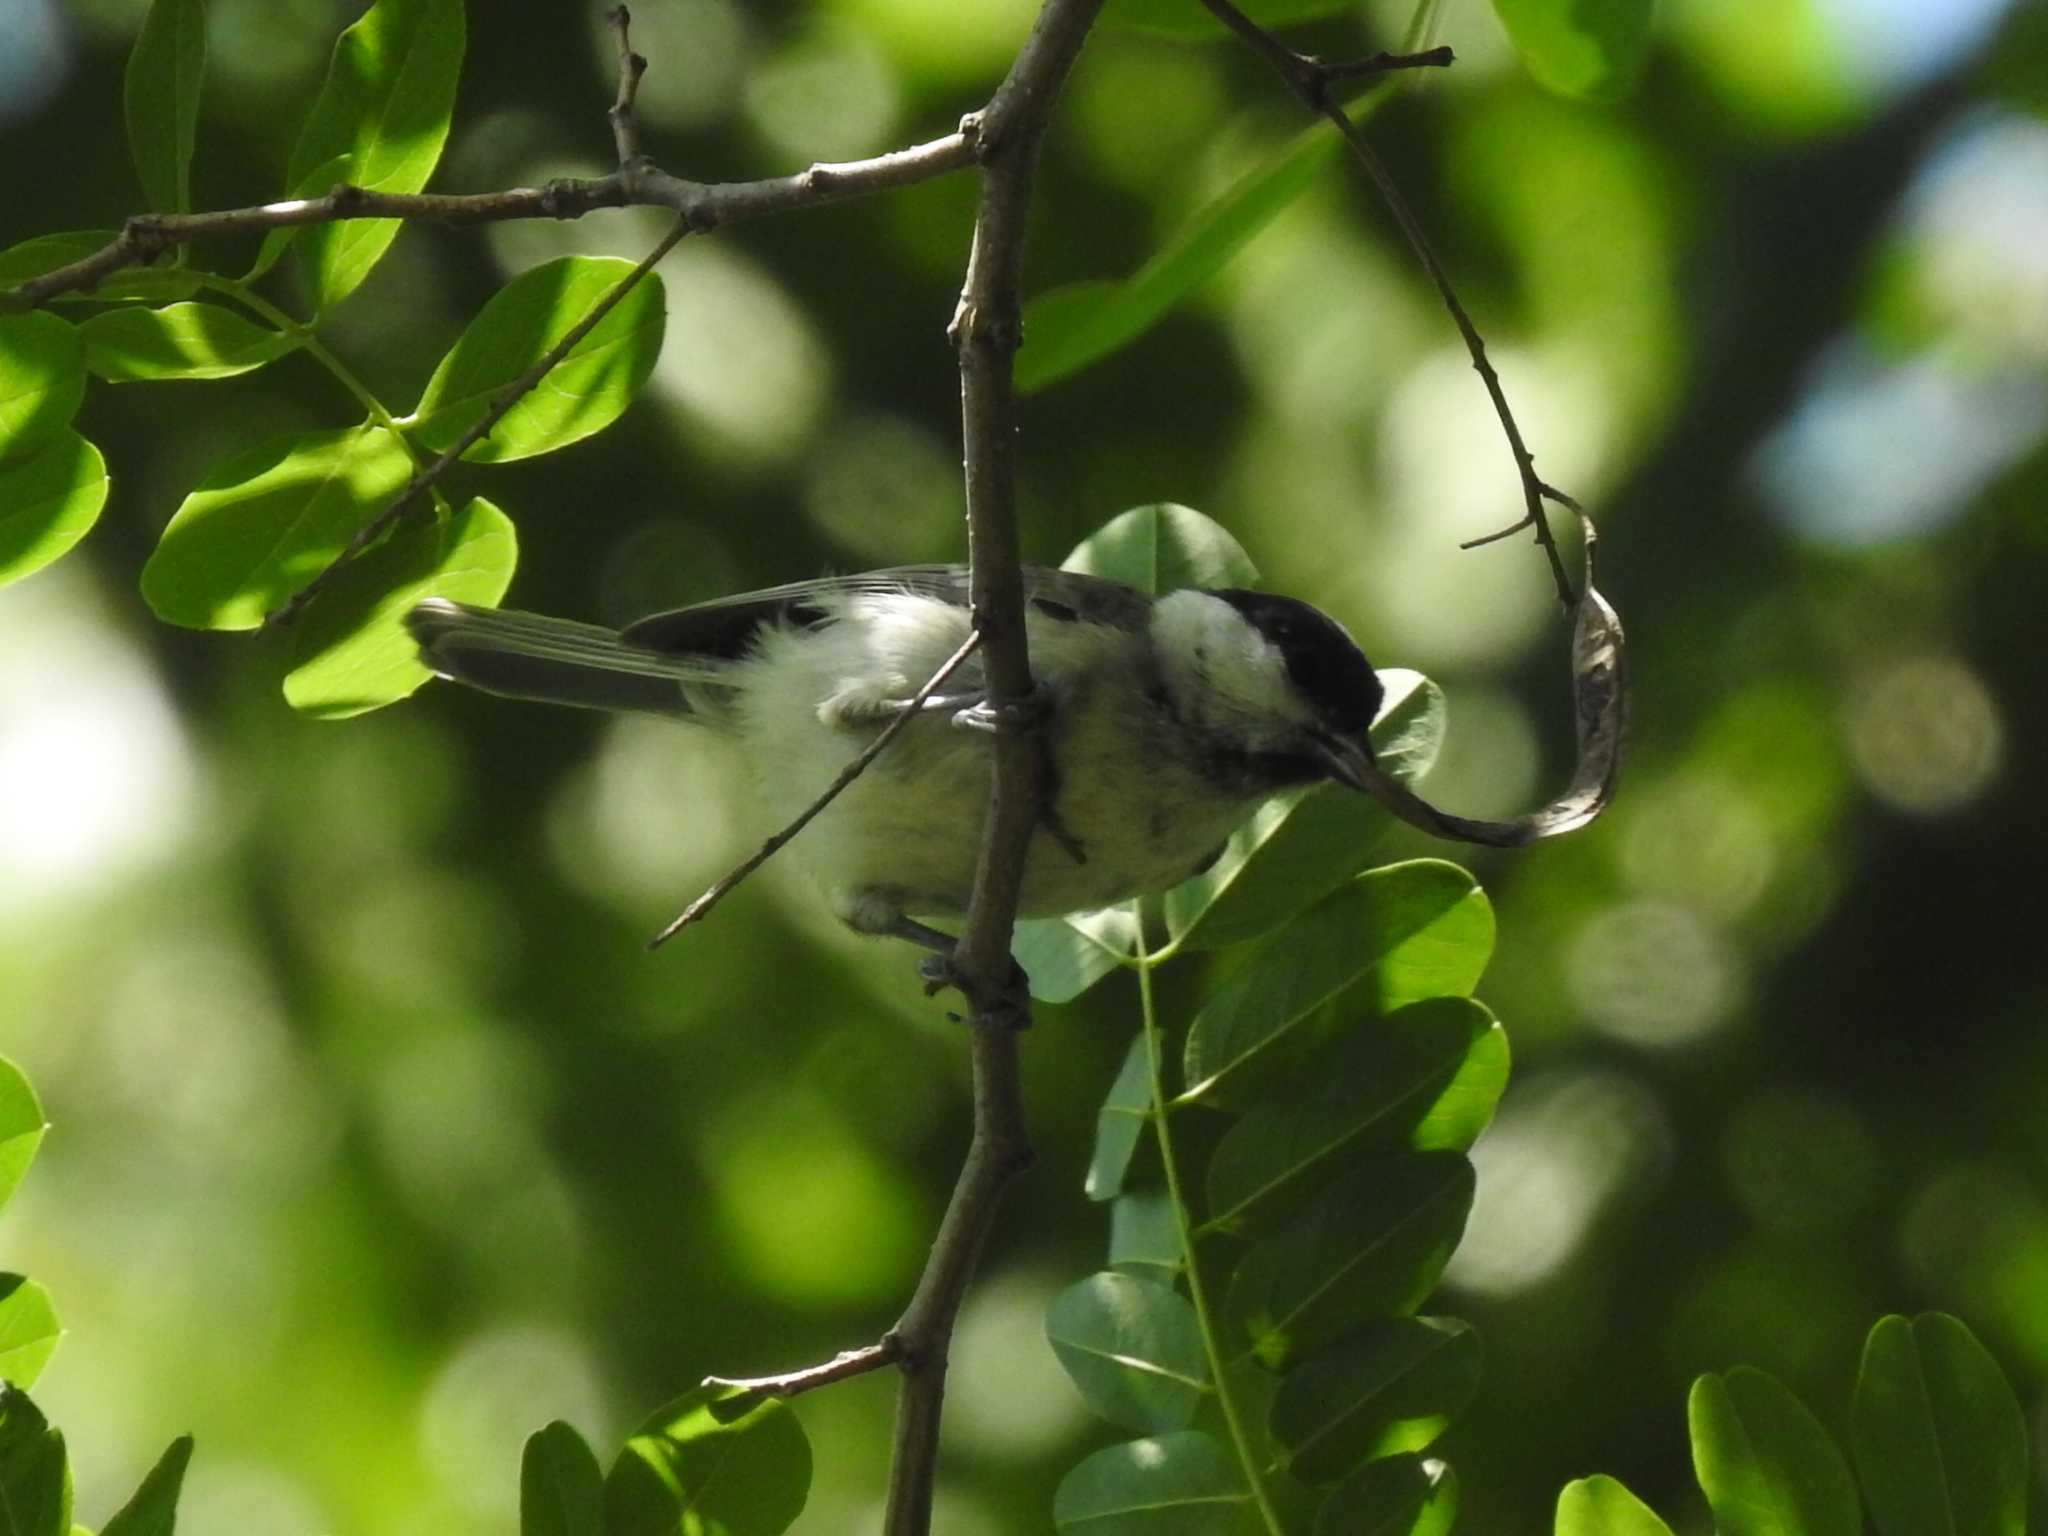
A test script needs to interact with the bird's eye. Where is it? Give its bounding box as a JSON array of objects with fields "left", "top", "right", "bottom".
[{"left": 1284, "top": 645, "right": 1322, "bottom": 693}]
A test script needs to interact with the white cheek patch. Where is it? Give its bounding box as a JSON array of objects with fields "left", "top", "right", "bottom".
[{"left": 1151, "top": 589, "right": 1306, "bottom": 729}]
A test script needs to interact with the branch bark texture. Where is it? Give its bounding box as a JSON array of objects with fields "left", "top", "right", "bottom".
[{"left": 879, "top": 3, "right": 1109, "bottom": 1533}]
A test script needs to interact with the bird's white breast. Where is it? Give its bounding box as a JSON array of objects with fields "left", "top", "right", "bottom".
[{"left": 725, "top": 591, "right": 1256, "bottom": 927}]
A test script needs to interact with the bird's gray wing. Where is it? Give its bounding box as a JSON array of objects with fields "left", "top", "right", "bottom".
[{"left": 618, "top": 565, "right": 1151, "bottom": 656}]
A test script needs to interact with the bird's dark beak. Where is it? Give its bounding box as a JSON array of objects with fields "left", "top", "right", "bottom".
[{"left": 1309, "top": 729, "right": 1377, "bottom": 792}]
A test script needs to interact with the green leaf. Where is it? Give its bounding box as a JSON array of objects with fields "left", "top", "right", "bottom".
[
  {"left": 0, "top": 431, "right": 109, "bottom": 591},
  {"left": 1102, "top": 0, "right": 1362, "bottom": 38},
  {"left": 1554, "top": 1475, "right": 1676, "bottom": 1536},
  {"left": 602, "top": 1385, "right": 809, "bottom": 1536},
  {"left": 0, "top": 313, "right": 86, "bottom": 468},
  {"left": 1490, "top": 0, "right": 1656, "bottom": 101},
  {"left": 0, "top": 1386, "right": 71, "bottom": 1536},
  {"left": 0, "top": 1280, "right": 60, "bottom": 1392},
  {"left": 1020, "top": 122, "right": 1335, "bottom": 391},
  {"left": 142, "top": 424, "right": 414, "bottom": 631},
  {"left": 1182, "top": 862, "right": 1492, "bottom": 1108},
  {"left": 1016, "top": 907, "right": 1139, "bottom": 1005},
  {"left": 1689, "top": 1368, "right": 1858, "bottom": 1536},
  {"left": 283, "top": 495, "right": 516, "bottom": 718},
  {"left": 1047, "top": 1272, "right": 1209, "bottom": 1434},
  {"left": 408, "top": 257, "right": 666, "bottom": 462},
  {"left": 99, "top": 1435, "right": 193, "bottom": 1536},
  {"left": 1315, "top": 1455, "right": 1458, "bottom": 1536},
  {"left": 1061, "top": 502, "right": 1259, "bottom": 595},
  {"left": 1271, "top": 1317, "right": 1481, "bottom": 1484},
  {"left": 1053, "top": 1431, "right": 1248, "bottom": 1534},
  {"left": 1850, "top": 1313, "right": 2028, "bottom": 1536},
  {"left": 1164, "top": 672, "right": 1446, "bottom": 952},
  {"left": 0, "top": 235, "right": 204, "bottom": 304},
  {"left": 78, "top": 303, "right": 295, "bottom": 382},
  {"left": 1227, "top": 1152, "right": 1474, "bottom": 1370},
  {"left": 1205, "top": 998, "right": 1504, "bottom": 1237},
  {"left": 282, "top": 0, "right": 465, "bottom": 310},
  {"left": 0, "top": 1062, "right": 46, "bottom": 1216},
  {"left": 1087, "top": 1036, "right": 1153, "bottom": 1204},
  {"left": 124, "top": 0, "right": 207, "bottom": 214},
  {"left": 519, "top": 1421, "right": 602, "bottom": 1536},
  {"left": 1109, "top": 1190, "right": 1182, "bottom": 1279}
]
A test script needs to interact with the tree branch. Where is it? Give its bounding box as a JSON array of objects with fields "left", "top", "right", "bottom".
[
  {"left": 1196, "top": 0, "right": 1577, "bottom": 606},
  {"left": 2, "top": 140, "right": 979, "bottom": 312},
  {"left": 875, "top": 3, "right": 1108, "bottom": 1532}
]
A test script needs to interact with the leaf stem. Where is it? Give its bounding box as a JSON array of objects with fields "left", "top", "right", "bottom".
[
  {"left": 1132, "top": 908, "right": 1286, "bottom": 1536},
  {"left": 199, "top": 275, "right": 425, "bottom": 465}
]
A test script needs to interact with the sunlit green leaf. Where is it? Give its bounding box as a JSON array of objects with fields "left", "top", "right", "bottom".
[
  {"left": 1060, "top": 501, "right": 1259, "bottom": 595},
  {"left": 124, "top": 0, "right": 206, "bottom": 214},
  {"left": 98, "top": 1436, "right": 193, "bottom": 1536},
  {"left": 284, "top": 496, "right": 517, "bottom": 718},
  {"left": 0, "top": 1386, "right": 71, "bottom": 1536},
  {"left": 1851, "top": 1313, "right": 2028, "bottom": 1536},
  {"left": 1016, "top": 906, "right": 1139, "bottom": 1005},
  {"left": 78, "top": 302, "right": 295, "bottom": 382},
  {"left": 1109, "top": 1190, "right": 1182, "bottom": 1279},
  {"left": 1227, "top": 1153, "right": 1474, "bottom": 1370},
  {"left": 1053, "top": 1431, "right": 1248, "bottom": 1534},
  {"left": 282, "top": 0, "right": 465, "bottom": 310},
  {"left": 1182, "top": 862, "right": 1492, "bottom": 1107},
  {"left": 603, "top": 1385, "right": 809, "bottom": 1536},
  {"left": 0, "top": 1063, "right": 45, "bottom": 1217},
  {"left": 1163, "top": 672, "right": 1447, "bottom": 951},
  {"left": 1087, "top": 1035, "right": 1153, "bottom": 1204},
  {"left": 1491, "top": 0, "right": 1656, "bottom": 100},
  {"left": 142, "top": 423, "right": 414, "bottom": 630},
  {"left": 1204, "top": 998, "right": 1504, "bottom": 1236},
  {"left": 1689, "top": 1368, "right": 1858, "bottom": 1536},
  {"left": 408, "top": 257, "right": 666, "bottom": 462},
  {"left": 520, "top": 1421, "right": 602, "bottom": 1536},
  {"left": 0, "top": 1280, "right": 59, "bottom": 1392},
  {"left": 1272, "top": 1317, "right": 1480, "bottom": 1484},
  {"left": 0, "top": 313, "right": 85, "bottom": 468},
  {"left": 1021, "top": 123, "right": 1337, "bottom": 391},
  {"left": 1048, "top": 1272, "right": 1209, "bottom": 1434},
  {"left": 1554, "top": 1475, "right": 1674, "bottom": 1536},
  {"left": 1316, "top": 1455, "right": 1458, "bottom": 1536},
  {"left": 0, "top": 431, "right": 109, "bottom": 591},
  {"left": 0, "top": 234, "right": 204, "bottom": 304}
]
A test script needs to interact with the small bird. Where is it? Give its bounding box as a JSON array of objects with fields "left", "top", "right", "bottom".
[{"left": 406, "top": 567, "right": 1383, "bottom": 952}]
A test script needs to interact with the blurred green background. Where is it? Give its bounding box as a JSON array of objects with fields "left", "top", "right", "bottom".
[{"left": 3, "top": 0, "right": 2045, "bottom": 1530}]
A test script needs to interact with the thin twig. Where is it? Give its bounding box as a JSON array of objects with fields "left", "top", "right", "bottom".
[
  {"left": 261, "top": 218, "right": 688, "bottom": 631},
  {"left": 645, "top": 631, "right": 985, "bottom": 949},
  {"left": 606, "top": 6, "right": 649, "bottom": 165},
  {"left": 705, "top": 1340, "right": 902, "bottom": 1399},
  {"left": 1197, "top": 0, "right": 1577, "bottom": 606}
]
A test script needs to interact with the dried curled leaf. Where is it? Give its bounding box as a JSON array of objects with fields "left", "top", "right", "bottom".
[{"left": 1360, "top": 506, "right": 1626, "bottom": 846}]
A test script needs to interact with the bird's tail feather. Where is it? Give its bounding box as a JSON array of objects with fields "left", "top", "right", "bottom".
[{"left": 406, "top": 599, "right": 713, "bottom": 717}]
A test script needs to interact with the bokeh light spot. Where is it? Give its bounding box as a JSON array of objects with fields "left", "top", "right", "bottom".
[
  {"left": 1449, "top": 1070, "right": 1667, "bottom": 1295},
  {"left": 0, "top": 573, "right": 201, "bottom": 918},
  {"left": 743, "top": 21, "right": 901, "bottom": 162},
  {"left": 946, "top": 1270, "right": 1092, "bottom": 1459},
  {"left": 707, "top": 1093, "right": 925, "bottom": 1308},
  {"left": 1569, "top": 901, "right": 1744, "bottom": 1047},
  {"left": 420, "top": 1326, "right": 607, "bottom": 1519},
  {"left": 1846, "top": 654, "right": 2003, "bottom": 814}
]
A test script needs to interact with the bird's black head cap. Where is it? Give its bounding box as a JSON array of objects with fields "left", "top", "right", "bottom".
[{"left": 1209, "top": 589, "right": 1383, "bottom": 736}]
